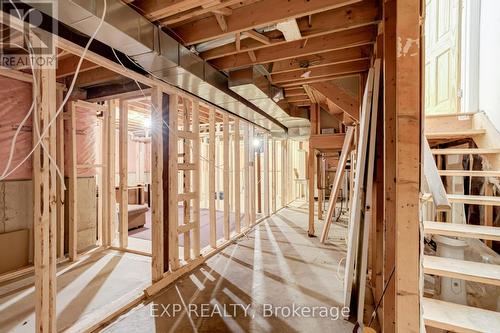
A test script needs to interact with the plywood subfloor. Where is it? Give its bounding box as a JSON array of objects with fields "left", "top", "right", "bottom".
[
  {"left": 0, "top": 249, "right": 151, "bottom": 333},
  {"left": 102, "top": 201, "right": 354, "bottom": 333}
]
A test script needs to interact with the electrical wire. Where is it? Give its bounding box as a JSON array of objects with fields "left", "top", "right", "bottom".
[{"left": 0, "top": 0, "right": 108, "bottom": 181}]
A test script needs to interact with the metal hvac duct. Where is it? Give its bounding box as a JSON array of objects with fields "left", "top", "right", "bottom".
[{"left": 25, "top": 0, "right": 287, "bottom": 133}]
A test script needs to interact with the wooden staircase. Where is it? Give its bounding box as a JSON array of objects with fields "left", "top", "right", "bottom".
[{"left": 422, "top": 111, "right": 500, "bottom": 332}]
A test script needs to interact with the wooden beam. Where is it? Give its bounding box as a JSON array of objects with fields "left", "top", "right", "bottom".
[
  {"left": 309, "top": 133, "right": 346, "bottom": 150},
  {"left": 214, "top": 13, "right": 228, "bottom": 32},
  {"left": 192, "top": 101, "right": 201, "bottom": 257},
  {"left": 160, "top": 0, "right": 242, "bottom": 25},
  {"left": 248, "top": 50, "right": 257, "bottom": 62},
  {"left": 263, "top": 134, "right": 270, "bottom": 216},
  {"left": 242, "top": 30, "right": 271, "bottom": 45},
  {"left": 174, "top": 0, "right": 363, "bottom": 45},
  {"left": 134, "top": 0, "right": 217, "bottom": 20},
  {"left": 210, "top": 25, "right": 376, "bottom": 70},
  {"left": 200, "top": 1, "right": 379, "bottom": 60},
  {"left": 151, "top": 87, "right": 164, "bottom": 281},
  {"left": 211, "top": 7, "right": 233, "bottom": 16},
  {"left": 106, "top": 100, "right": 117, "bottom": 247},
  {"left": 55, "top": 88, "right": 65, "bottom": 259},
  {"left": 235, "top": 32, "right": 240, "bottom": 52},
  {"left": 119, "top": 100, "right": 129, "bottom": 249},
  {"left": 280, "top": 73, "right": 361, "bottom": 87},
  {"left": 272, "top": 59, "right": 370, "bottom": 84},
  {"left": 271, "top": 45, "right": 372, "bottom": 74},
  {"left": 243, "top": 123, "right": 251, "bottom": 228},
  {"left": 56, "top": 56, "right": 99, "bottom": 78},
  {"left": 394, "top": 0, "right": 421, "bottom": 329},
  {"left": 33, "top": 66, "right": 57, "bottom": 332},
  {"left": 310, "top": 80, "right": 360, "bottom": 121},
  {"left": 75, "top": 67, "right": 123, "bottom": 87}
]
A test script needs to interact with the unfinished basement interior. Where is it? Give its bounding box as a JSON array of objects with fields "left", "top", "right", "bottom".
[{"left": 0, "top": 0, "right": 499, "bottom": 332}]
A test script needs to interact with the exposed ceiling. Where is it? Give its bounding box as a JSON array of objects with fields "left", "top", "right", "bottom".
[{"left": 125, "top": 0, "right": 380, "bottom": 122}]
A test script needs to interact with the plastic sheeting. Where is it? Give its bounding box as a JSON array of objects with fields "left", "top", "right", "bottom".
[{"left": 0, "top": 76, "right": 33, "bottom": 180}]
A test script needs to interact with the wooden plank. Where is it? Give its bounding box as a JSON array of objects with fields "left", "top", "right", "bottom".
[
  {"left": 437, "top": 170, "right": 500, "bottom": 177},
  {"left": 356, "top": 59, "right": 380, "bottom": 326},
  {"left": 33, "top": 67, "right": 57, "bottom": 332},
  {"left": 223, "top": 113, "right": 230, "bottom": 240},
  {"left": 382, "top": 1, "right": 396, "bottom": 329},
  {"left": 423, "top": 221, "right": 500, "bottom": 241},
  {"left": 200, "top": 1, "right": 378, "bottom": 61},
  {"left": 243, "top": 123, "right": 251, "bottom": 228},
  {"left": 119, "top": 99, "right": 129, "bottom": 249},
  {"left": 271, "top": 140, "right": 277, "bottom": 213},
  {"left": 242, "top": 30, "right": 271, "bottom": 45},
  {"left": 106, "top": 100, "right": 117, "bottom": 247},
  {"left": 343, "top": 66, "right": 374, "bottom": 309},
  {"left": 320, "top": 126, "right": 355, "bottom": 242},
  {"left": 394, "top": 0, "right": 421, "bottom": 329},
  {"left": 210, "top": 26, "right": 377, "bottom": 70},
  {"left": 431, "top": 148, "right": 500, "bottom": 155},
  {"left": 425, "top": 129, "right": 486, "bottom": 139},
  {"left": 309, "top": 133, "right": 346, "bottom": 150},
  {"left": 423, "top": 255, "right": 500, "bottom": 286},
  {"left": 168, "top": 95, "right": 179, "bottom": 270},
  {"left": 308, "top": 103, "right": 319, "bottom": 236},
  {"left": 151, "top": 87, "right": 164, "bottom": 281},
  {"left": 174, "top": 0, "right": 363, "bottom": 45},
  {"left": 446, "top": 194, "right": 500, "bottom": 206},
  {"left": 423, "top": 139, "right": 451, "bottom": 211},
  {"left": 423, "top": 297, "right": 500, "bottom": 333},
  {"left": 68, "top": 102, "right": 78, "bottom": 261},
  {"left": 234, "top": 118, "right": 241, "bottom": 233},
  {"left": 182, "top": 98, "right": 192, "bottom": 261},
  {"left": 263, "top": 134, "right": 270, "bottom": 217},
  {"left": 310, "top": 80, "right": 360, "bottom": 121},
  {"left": 485, "top": 184, "right": 493, "bottom": 247},
  {"left": 56, "top": 88, "right": 65, "bottom": 259},
  {"left": 208, "top": 108, "right": 217, "bottom": 247},
  {"left": 134, "top": 0, "right": 217, "bottom": 20},
  {"left": 192, "top": 101, "right": 201, "bottom": 257},
  {"left": 160, "top": 0, "right": 243, "bottom": 25}
]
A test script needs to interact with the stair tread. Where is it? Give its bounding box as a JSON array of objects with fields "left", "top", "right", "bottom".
[
  {"left": 425, "top": 111, "right": 478, "bottom": 118},
  {"left": 438, "top": 170, "right": 500, "bottom": 177},
  {"left": 431, "top": 148, "right": 500, "bottom": 155},
  {"left": 447, "top": 194, "right": 500, "bottom": 206},
  {"left": 423, "top": 297, "right": 500, "bottom": 333},
  {"left": 423, "top": 221, "right": 500, "bottom": 241},
  {"left": 423, "top": 255, "right": 500, "bottom": 286},
  {"left": 426, "top": 129, "right": 486, "bottom": 139}
]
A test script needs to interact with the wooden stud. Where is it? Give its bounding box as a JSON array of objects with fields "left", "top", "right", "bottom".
[
  {"left": 55, "top": 88, "right": 65, "bottom": 258},
  {"left": 223, "top": 113, "right": 230, "bottom": 240},
  {"left": 271, "top": 139, "right": 277, "bottom": 213},
  {"left": 263, "top": 134, "right": 270, "bottom": 217},
  {"left": 68, "top": 102, "right": 78, "bottom": 261},
  {"left": 234, "top": 118, "right": 241, "bottom": 233},
  {"left": 119, "top": 99, "right": 129, "bottom": 249},
  {"left": 308, "top": 103, "right": 319, "bottom": 236},
  {"left": 169, "top": 95, "right": 180, "bottom": 270},
  {"left": 182, "top": 98, "right": 192, "bottom": 260},
  {"left": 243, "top": 123, "right": 251, "bottom": 228},
  {"left": 151, "top": 87, "right": 164, "bottom": 281},
  {"left": 33, "top": 67, "right": 57, "bottom": 332},
  {"left": 192, "top": 101, "right": 201, "bottom": 257},
  {"left": 106, "top": 100, "right": 117, "bottom": 247},
  {"left": 101, "top": 100, "right": 109, "bottom": 248},
  {"left": 208, "top": 107, "right": 217, "bottom": 247}
]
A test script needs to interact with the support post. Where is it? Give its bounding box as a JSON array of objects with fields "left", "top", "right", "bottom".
[
  {"left": 168, "top": 94, "right": 179, "bottom": 270},
  {"left": 223, "top": 113, "right": 230, "bottom": 240},
  {"left": 106, "top": 100, "right": 116, "bottom": 247},
  {"left": 55, "top": 88, "right": 65, "bottom": 258},
  {"left": 68, "top": 102, "right": 78, "bottom": 261},
  {"left": 263, "top": 134, "right": 270, "bottom": 217},
  {"left": 208, "top": 107, "right": 216, "bottom": 247},
  {"left": 119, "top": 99, "right": 128, "bottom": 249},
  {"left": 234, "top": 118, "right": 241, "bottom": 233},
  {"left": 151, "top": 87, "right": 164, "bottom": 281},
  {"left": 192, "top": 101, "right": 201, "bottom": 257},
  {"left": 33, "top": 67, "right": 57, "bottom": 332},
  {"left": 243, "top": 123, "right": 250, "bottom": 228},
  {"left": 271, "top": 139, "right": 277, "bottom": 213}
]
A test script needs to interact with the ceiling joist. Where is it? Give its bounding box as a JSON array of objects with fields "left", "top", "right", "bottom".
[
  {"left": 310, "top": 81, "right": 359, "bottom": 121},
  {"left": 200, "top": 0, "right": 379, "bottom": 60},
  {"left": 209, "top": 25, "right": 377, "bottom": 70},
  {"left": 174, "top": 0, "right": 362, "bottom": 45}
]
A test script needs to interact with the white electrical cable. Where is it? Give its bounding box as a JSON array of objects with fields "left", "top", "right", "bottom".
[{"left": 0, "top": 0, "right": 108, "bottom": 181}]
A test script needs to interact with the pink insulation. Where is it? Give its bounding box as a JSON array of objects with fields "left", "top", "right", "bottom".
[
  {"left": 0, "top": 76, "right": 33, "bottom": 180},
  {"left": 64, "top": 106, "right": 98, "bottom": 177}
]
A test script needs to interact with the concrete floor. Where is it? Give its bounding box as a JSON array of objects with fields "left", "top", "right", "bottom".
[
  {"left": 0, "top": 249, "right": 151, "bottom": 333},
  {"left": 101, "top": 200, "right": 354, "bottom": 333}
]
